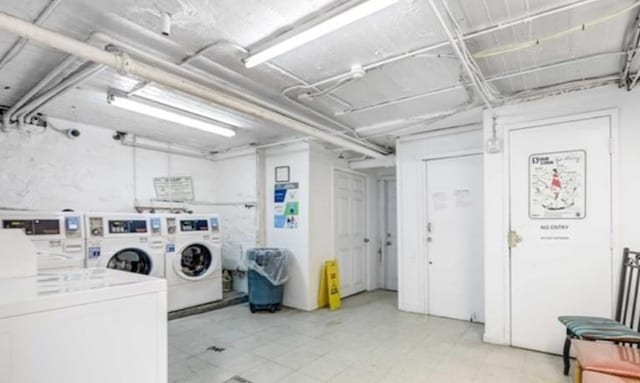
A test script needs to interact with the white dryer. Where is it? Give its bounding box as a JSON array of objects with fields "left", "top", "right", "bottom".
[
  {"left": 85, "top": 213, "right": 165, "bottom": 278},
  {"left": 165, "top": 214, "right": 222, "bottom": 311},
  {"left": 0, "top": 210, "right": 85, "bottom": 270}
]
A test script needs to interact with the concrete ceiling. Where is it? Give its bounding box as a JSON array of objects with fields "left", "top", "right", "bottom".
[{"left": 0, "top": 0, "right": 638, "bottom": 153}]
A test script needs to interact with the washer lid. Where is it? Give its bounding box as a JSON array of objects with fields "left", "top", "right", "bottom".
[
  {"left": 108, "top": 248, "right": 152, "bottom": 275},
  {"left": 174, "top": 243, "right": 218, "bottom": 280}
]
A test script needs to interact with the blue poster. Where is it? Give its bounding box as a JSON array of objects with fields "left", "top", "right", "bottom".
[{"left": 274, "top": 182, "right": 300, "bottom": 229}]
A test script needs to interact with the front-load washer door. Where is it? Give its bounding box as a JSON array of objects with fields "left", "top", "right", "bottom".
[
  {"left": 107, "top": 248, "right": 152, "bottom": 275},
  {"left": 174, "top": 243, "right": 217, "bottom": 280}
]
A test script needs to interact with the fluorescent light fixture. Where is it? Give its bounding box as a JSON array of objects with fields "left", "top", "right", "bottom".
[
  {"left": 244, "top": 0, "right": 400, "bottom": 68},
  {"left": 107, "top": 91, "right": 236, "bottom": 138}
]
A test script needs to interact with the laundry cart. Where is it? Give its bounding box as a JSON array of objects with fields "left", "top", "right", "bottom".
[{"left": 245, "top": 248, "right": 289, "bottom": 313}]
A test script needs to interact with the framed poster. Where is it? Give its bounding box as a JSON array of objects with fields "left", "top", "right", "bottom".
[
  {"left": 275, "top": 166, "right": 290, "bottom": 182},
  {"left": 274, "top": 182, "right": 299, "bottom": 229},
  {"left": 529, "top": 150, "right": 586, "bottom": 219}
]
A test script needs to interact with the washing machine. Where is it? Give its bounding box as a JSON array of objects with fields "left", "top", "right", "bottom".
[
  {"left": 85, "top": 213, "right": 165, "bottom": 278},
  {"left": 0, "top": 210, "right": 85, "bottom": 270},
  {"left": 165, "top": 214, "right": 222, "bottom": 311}
]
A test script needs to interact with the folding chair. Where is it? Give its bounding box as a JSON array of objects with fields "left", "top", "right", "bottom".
[{"left": 559, "top": 248, "right": 640, "bottom": 375}]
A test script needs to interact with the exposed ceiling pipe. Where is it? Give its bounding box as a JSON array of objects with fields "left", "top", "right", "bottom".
[
  {"left": 0, "top": 12, "right": 387, "bottom": 159},
  {"left": 1, "top": 55, "right": 77, "bottom": 130},
  {"left": 0, "top": 0, "right": 62, "bottom": 71},
  {"left": 343, "top": 50, "right": 633, "bottom": 116},
  {"left": 89, "top": 34, "right": 380, "bottom": 152},
  {"left": 131, "top": 40, "right": 354, "bottom": 112},
  {"left": 620, "top": 8, "right": 640, "bottom": 89},
  {"left": 16, "top": 62, "right": 105, "bottom": 125},
  {"left": 474, "top": 1, "right": 640, "bottom": 60},
  {"left": 291, "top": 0, "right": 605, "bottom": 91},
  {"left": 428, "top": 0, "right": 495, "bottom": 111}
]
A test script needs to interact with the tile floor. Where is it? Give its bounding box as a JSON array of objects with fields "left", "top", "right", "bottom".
[{"left": 169, "top": 290, "right": 572, "bottom": 383}]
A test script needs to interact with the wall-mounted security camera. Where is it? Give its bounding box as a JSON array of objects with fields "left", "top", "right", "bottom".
[
  {"left": 113, "top": 131, "right": 127, "bottom": 141},
  {"left": 65, "top": 128, "right": 80, "bottom": 139}
]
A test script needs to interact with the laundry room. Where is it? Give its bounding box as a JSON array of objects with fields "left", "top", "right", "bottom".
[{"left": 3, "top": 0, "right": 640, "bottom": 382}]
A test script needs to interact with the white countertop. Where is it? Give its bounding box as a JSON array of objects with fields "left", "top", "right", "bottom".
[{"left": 0, "top": 268, "right": 166, "bottom": 319}]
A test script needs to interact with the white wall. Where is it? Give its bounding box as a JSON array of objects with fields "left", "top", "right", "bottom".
[
  {"left": 396, "top": 128, "right": 484, "bottom": 313},
  {"left": 263, "top": 142, "right": 380, "bottom": 311},
  {"left": 264, "top": 142, "right": 311, "bottom": 310},
  {"left": 483, "top": 84, "right": 640, "bottom": 345},
  {"left": 0, "top": 118, "right": 258, "bottom": 283}
]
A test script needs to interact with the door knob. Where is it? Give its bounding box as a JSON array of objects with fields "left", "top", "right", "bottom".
[
  {"left": 364, "top": 238, "right": 370, "bottom": 243},
  {"left": 386, "top": 241, "right": 392, "bottom": 246},
  {"left": 508, "top": 230, "right": 523, "bottom": 249}
]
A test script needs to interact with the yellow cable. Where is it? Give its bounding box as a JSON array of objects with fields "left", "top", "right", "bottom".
[{"left": 473, "top": 1, "right": 640, "bottom": 59}]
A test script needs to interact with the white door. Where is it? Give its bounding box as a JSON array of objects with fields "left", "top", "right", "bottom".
[
  {"left": 426, "top": 155, "right": 484, "bottom": 322},
  {"left": 334, "top": 170, "right": 367, "bottom": 298},
  {"left": 510, "top": 116, "right": 613, "bottom": 354},
  {"left": 383, "top": 179, "right": 398, "bottom": 291}
]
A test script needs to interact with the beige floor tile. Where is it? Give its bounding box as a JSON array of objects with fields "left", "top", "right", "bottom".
[{"left": 169, "top": 291, "right": 570, "bottom": 383}]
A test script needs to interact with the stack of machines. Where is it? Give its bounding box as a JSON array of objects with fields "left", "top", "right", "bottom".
[{"left": 0, "top": 210, "right": 223, "bottom": 312}]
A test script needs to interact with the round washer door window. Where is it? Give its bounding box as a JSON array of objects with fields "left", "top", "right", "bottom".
[
  {"left": 108, "top": 248, "right": 152, "bottom": 275},
  {"left": 178, "top": 244, "right": 212, "bottom": 278}
]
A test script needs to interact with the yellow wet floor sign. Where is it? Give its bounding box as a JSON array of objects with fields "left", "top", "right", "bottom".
[{"left": 325, "top": 260, "right": 341, "bottom": 311}]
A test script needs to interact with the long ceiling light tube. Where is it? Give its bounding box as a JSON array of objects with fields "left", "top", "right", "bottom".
[
  {"left": 0, "top": 12, "right": 387, "bottom": 157},
  {"left": 107, "top": 91, "right": 237, "bottom": 138},
  {"left": 243, "top": 0, "right": 400, "bottom": 68},
  {"left": 90, "top": 33, "right": 383, "bottom": 153},
  {"left": 293, "top": 0, "right": 605, "bottom": 90}
]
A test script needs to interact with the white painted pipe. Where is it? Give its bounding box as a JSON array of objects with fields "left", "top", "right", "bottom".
[
  {"left": 429, "top": 0, "right": 494, "bottom": 111},
  {"left": 89, "top": 33, "right": 381, "bottom": 153},
  {"left": 18, "top": 62, "right": 105, "bottom": 124},
  {"left": 0, "top": 12, "right": 387, "bottom": 158},
  {"left": 301, "top": 0, "right": 604, "bottom": 90},
  {"left": 345, "top": 50, "right": 631, "bottom": 116},
  {"left": 0, "top": 0, "right": 62, "bottom": 71},
  {"left": 2, "top": 55, "right": 77, "bottom": 129}
]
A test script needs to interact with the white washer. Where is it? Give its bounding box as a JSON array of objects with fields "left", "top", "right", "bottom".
[
  {"left": 165, "top": 214, "right": 222, "bottom": 311},
  {"left": 85, "top": 213, "right": 165, "bottom": 278},
  {"left": 0, "top": 210, "right": 85, "bottom": 270},
  {"left": 0, "top": 268, "right": 167, "bottom": 383}
]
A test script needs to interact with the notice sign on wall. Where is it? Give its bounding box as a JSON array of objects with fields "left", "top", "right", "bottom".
[
  {"left": 154, "top": 176, "right": 194, "bottom": 202},
  {"left": 274, "top": 182, "right": 299, "bottom": 229},
  {"left": 529, "top": 150, "right": 586, "bottom": 219}
]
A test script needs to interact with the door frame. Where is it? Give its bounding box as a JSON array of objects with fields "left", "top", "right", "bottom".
[
  {"left": 500, "top": 108, "right": 620, "bottom": 346},
  {"left": 331, "top": 167, "right": 371, "bottom": 294},
  {"left": 378, "top": 175, "right": 397, "bottom": 290},
  {"left": 421, "top": 150, "right": 483, "bottom": 314}
]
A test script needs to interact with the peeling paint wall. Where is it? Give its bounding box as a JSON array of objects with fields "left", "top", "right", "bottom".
[{"left": 0, "top": 118, "right": 257, "bottom": 287}]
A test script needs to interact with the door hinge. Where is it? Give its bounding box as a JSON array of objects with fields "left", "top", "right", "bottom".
[{"left": 508, "top": 230, "right": 523, "bottom": 249}]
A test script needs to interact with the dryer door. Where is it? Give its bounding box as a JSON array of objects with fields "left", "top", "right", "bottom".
[
  {"left": 107, "top": 248, "right": 152, "bottom": 275},
  {"left": 174, "top": 243, "right": 218, "bottom": 280}
]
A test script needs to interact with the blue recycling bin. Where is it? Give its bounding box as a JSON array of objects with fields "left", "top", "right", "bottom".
[{"left": 245, "top": 248, "right": 289, "bottom": 313}]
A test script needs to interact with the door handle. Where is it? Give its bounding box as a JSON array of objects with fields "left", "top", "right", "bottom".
[
  {"left": 364, "top": 238, "right": 370, "bottom": 243},
  {"left": 508, "top": 230, "right": 523, "bottom": 249},
  {"left": 386, "top": 241, "right": 392, "bottom": 246}
]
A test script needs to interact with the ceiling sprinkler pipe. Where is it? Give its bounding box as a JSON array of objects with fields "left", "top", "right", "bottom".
[
  {"left": 298, "top": 0, "right": 605, "bottom": 90},
  {"left": 91, "top": 33, "right": 376, "bottom": 149},
  {"left": 0, "top": 0, "right": 62, "bottom": 72},
  {"left": 2, "top": 55, "right": 77, "bottom": 130},
  {"left": 0, "top": 12, "right": 388, "bottom": 158}
]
